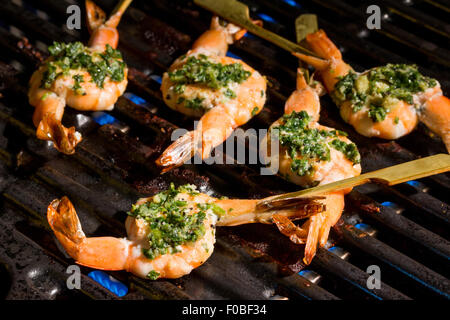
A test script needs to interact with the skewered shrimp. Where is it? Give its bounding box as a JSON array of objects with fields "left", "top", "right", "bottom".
[
  {"left": 293, "top": 30, "right": 450, "bottom": 152},
  {"left": 28, "top": 0, "right": 132, "bottom": 154},
  {"left": 263, "top": 70, "right": 361, "bottom": 264},
  {"left": 47, "top": 184, "right": 324, "bottom": 279},
  {"left": 156, "top": 17, "right": 267, "bottom": 172}
]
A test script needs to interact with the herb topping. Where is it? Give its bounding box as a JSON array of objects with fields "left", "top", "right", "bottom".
[
  {"left": 128, "top": 184, "right": 211, "bottom": 260},
  {"left": 168, "top": 54, "right": 251, "bottom": 94},
  {"left": 332, "top": 64, "right": 437, "bottom": 122},
  {"left": 274, "top": 111, "right": 360, "bottom": 176},
  {"left": 41, "top": 41, "right": 126, "bottom": 94}
]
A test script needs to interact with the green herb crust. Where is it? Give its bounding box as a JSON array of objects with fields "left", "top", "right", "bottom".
[
  {"left": 41, "top": 41, "right": 126, "bottom": 94},
  {"left": 184, "top": 97, "right": 206, "bottom": 110},
  {"left": 168, "top": 54, "right": 251, "bottom": 94},
  {"left": 332, "top": 64, "right": 437, "bottom": 122},
  {"left": 274, "top": 111, "right": 360, "bottom": 176},
  {"left": 147, "top": 270, "right": 160, "bottom": 280},
  {"left": 128, "top": 184, "right": 210, "bottom": 260}
]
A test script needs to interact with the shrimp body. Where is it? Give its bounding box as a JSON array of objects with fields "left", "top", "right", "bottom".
[
  {"left": 29, "top": 56, "right": 128, "bottom": 113},
  {"left": 157, "top": 17, "right": 267, "bottom": 172},
  {"left": 272, "top": 120, "right": 361, "bottom": 188},
  {"left": 27, "top": 0, "right": 131, "bottom": 154},
  {"left": 264, "top": 70, "right": 361, "bottom": 264},
  {"left": 47, "top": 184, "right": 324, "bottom": 279},
  {"left": 161, "top": 54, "right": 265, "bottom": 120},
  {"left": 339, "top": 98, "right": 418, "bottom": 140},
  {"left": 293, "top": 30, "right": 450, "bottom": 152}
]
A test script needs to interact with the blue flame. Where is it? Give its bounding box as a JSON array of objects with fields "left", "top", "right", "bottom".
[
  {"left": 282, "top": 0, "right": 302, "bottom": 8},
  {"left": 92, "top": 112, "right": 119, "bottom": 125},
  {"left": 88, "top": 271, "right": 128, "bottom": 297},
  {"left": 256, "top": 13, "right": 278, "bottom": 24},
  {"left": 298, "top": 270, "right": 309, "bottom": 276},
  {"left": 150, "top": 74, "right": 162, "bottom": 84},
  {"left": 125, "top": 92, "right": 148, "bottom": 106},
  {"left": 405, "top": 180, "right": 420, "bottom": 187},
  {"left": 355, "top": 223, "right": 369, "bottom": 230},
  {"left": 226, "top": 51, "right": 242, "bottom": 60}
]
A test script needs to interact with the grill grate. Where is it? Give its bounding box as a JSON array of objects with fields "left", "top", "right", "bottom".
[{"left": 0, "top": 0, "right": 449, "bottom": 300}]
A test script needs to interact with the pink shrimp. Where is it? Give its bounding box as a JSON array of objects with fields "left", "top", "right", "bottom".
[
  {"left": 28, "top": 0, "right": 131, "bottom": 154},
  {"left": 293, "top": 30, "right": 450, "bottom": 152},
  {"left": 156, "top": 17, "right": 266, "bottom": 172},
  {"left": 265, "top": 69, "right": 361, "bottom": 264},
  {"left": 47, "top": 185, "right": 324, "bottom": 279}
]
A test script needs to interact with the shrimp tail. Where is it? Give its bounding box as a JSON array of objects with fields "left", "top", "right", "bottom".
[
  {"left": 85, "top": 0, "right": 107, "bottom": 34},
  {"left": 105, "top": 0, "right": 133, "bottom": 29},
  {"left": 303, "top": 212, "right": 325, "bottom": 265},
  {"left": 272, "top": 211, "right": 331, "bottom": 264},
  {"left": 265, "top": 197, "right": 329, "bottom": 264},
  {"left": 233, "top": 19, "right": 263, "bottom": 41},
  {"left": 210, "top": 16, "right": 262, "bottom": 42},
  {"left": 273, "top": 210, "right": 326, "bottom": 265},
  {"left": 36, "top": 115, "right": 82, "bottom": 155},
  {"left": 305, "top": 30, "right": 343, "bottom": 60},
  {"left": 419, "top": 94, "right": 450, "bottom": 153},
  {"left": 156, "top": 131, "right": 197, "bottom": 173},
  {"left": 318, "top": 222, "right": 332, "bottom": 248},
  {"left": 86, "top": 0, "right": 132, "bottom": 49},
  {"left": 296, "top": 68, "right": 309, "bottom": 90},
  {"left": 272, "top": 214, "right": 307, "bottom": 244},
  {"left": 48, "top": 197, "right": 131, "bottom": 271},
  {"left": 293, "top": 30, "right": 353, "bottom": 92},
  {"left": 47, "top": 197, "right": 86, "bottom": 259}
]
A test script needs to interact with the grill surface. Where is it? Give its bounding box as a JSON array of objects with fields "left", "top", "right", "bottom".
[{"left": 0, "top": 0, "right": 449, "bottom": 300}]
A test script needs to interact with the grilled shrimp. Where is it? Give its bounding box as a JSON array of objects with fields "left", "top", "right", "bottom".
[
  {"left": 28, "top": 0, "right": 131, "bottom": 154},
  {"left": 264, "top": 70, "right": 361, "bottom": 264},
  {"left": 156, "top": 17, "right": 267, "bottom": 172},
  {"left": 293, "top": 30, "right": 450, "bottom": 152},
  {"left": 47, "top": 184, "right": 324, "bottom": 279}
]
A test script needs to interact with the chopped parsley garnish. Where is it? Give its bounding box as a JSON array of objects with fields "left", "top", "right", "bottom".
[
  {"left": 147, "top": 270, "right": 160, "bottom": 280},
  {"left": 291, "top": 158, "right": 313, "bottom": 176},
  {"left": 224, "top": 88, "right": 237, "bottom": 99},
  {"left": 168, "top": 54, "right": 251, "bottom": 93},
  {"left": 274, "top": 111, "right": 360, "bottom": 176},
  {"left": 368, "top": 104, "right": 388, "bottom": 122},
  {"left": 176, "top": 97, "right": 185, "bottom": 104},
  {"left": 40, "top": 92, "right": 50, "bottom": 101},
  {"left": 330, "top": 139, "right": 361, "bottom": 164},
  {"left": 332, "top": 71, "right": 367, "bottom": 112},
  {"left": 332, "top": 64, "right": 437, "bottom": 122},
  {"left": 72, "top": 74, "right": 85, "bottom": 95},
  {"left": 184, "top": 97, "right": 205, "bottom": 110},
  {"left": 128, "top": 183, "right": 208, "bottom": 260},
  {"left": 41, "top": 41, "right": 126, "bottom": 94},
  {"left": 251, "top": 106, "right": 259, "bottom": 116},
  {"left": 197, "top": 203, "right": 226, "bottom": 217}
]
